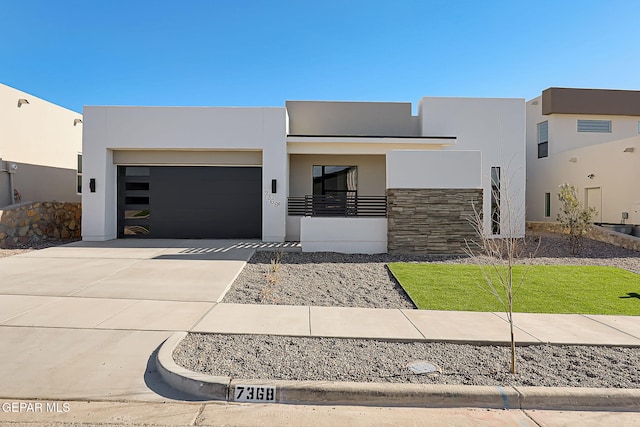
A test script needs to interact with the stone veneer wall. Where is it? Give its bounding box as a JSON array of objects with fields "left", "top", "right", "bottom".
[
  {"left": 0, "top": 202, "right": 81, "bottom": 248},
  {"left": 387, "top": 188, "right": 482, "bottom": 254}
]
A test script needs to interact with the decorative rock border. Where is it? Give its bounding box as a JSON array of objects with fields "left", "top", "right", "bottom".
[
  {"left": 527, "top": 221, "right": 640, "bottom": 252},
  {"left": 156, "top": 332, "right": 640, "bottom": 410},
  {"left": 0, "top": 201, "right": 81, "bottom": 248}
]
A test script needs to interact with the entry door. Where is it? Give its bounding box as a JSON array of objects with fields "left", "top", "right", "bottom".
[{"left": 585, "top": 187, "right": 602, "bottom": 222}]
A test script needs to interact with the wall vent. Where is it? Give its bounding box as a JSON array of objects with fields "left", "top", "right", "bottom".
[{"left": 577, "top": 120, "right": 611, "bottom": 133}]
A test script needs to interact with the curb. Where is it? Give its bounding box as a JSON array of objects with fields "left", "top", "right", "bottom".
[{"left": 156, "top": 332, "right": 640, "bottom": 410}]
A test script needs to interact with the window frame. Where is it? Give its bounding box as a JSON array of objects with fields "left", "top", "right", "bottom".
[
  {"left": 76, "top": 153, "right": 82, "bottom": 194},
  {"left": 544, "top": 192, "right": 551, "bottom": 218},
  {"left": 312, "top": 165, "right": 358, "bottom": 197},
  {"left": 537, "top": 121, "right": 549, "bottom": 158},
  {"left": 490, "top": 166, "right": 501, "bottom": 235}
]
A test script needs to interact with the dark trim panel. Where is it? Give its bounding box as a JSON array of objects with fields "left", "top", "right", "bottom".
[
  {"left": 288, "top": 134, "right": 457, "bottom": 139},
  {"left": 542, "top": 87, "right": 640, "bottom": 116}
]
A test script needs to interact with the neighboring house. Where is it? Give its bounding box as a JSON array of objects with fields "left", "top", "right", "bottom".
[
  {"left": 526, "top": 87, "right": 640, "bottom": 225},
  {"left": 82, "top": 96, "right": 525, "bottom": 254},
  {"left": 0, "top": 83, "right": 83, "bottom": 207}
]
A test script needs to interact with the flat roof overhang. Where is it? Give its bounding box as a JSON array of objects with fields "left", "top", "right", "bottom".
[
  {"left": 286, "top": 135, "right": 456, "bottom": 155},
  {"left": 542, "top": 87, "right": 640, "bottom": 116}
]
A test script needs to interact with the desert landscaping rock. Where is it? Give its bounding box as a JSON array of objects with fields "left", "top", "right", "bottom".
[
  {"left": 174, "top": 334, "right": 640, "bottom": 389},
  {"left": 223, "top": 232, "right": 640, "bottom": 308}
]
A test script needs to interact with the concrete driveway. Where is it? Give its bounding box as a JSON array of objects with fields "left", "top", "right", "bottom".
[{"left": 0, "top": 239, "right": 260, "bottom": 401}]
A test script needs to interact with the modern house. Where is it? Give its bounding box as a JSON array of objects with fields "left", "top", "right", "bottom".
[
  {"left": 526, "top": 88, "right": 640, "bottom": 225},
  {"left": 0, "top": 83, "right": 83, "bottom": 207},
  {"left": 82, "top": 96, "right": 525, "bottom": 254}
]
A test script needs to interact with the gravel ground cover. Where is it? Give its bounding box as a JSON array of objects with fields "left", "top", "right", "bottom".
[
  {"left": 175, "top": 334, "right": 640, "bottom": 388},
  {"left": 177, "top": 233, "right": 640, "bottom": 388}
]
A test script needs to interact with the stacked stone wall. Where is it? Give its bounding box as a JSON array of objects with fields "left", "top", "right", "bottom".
[
  {"left": 0, "top": 202, "right": 81, "bottom": 248},
  {"left": 387, "top": 188, "right": 482, "bottom": 255}
]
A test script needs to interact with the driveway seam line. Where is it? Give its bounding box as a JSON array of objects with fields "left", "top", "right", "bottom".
[
  {"left": 189, "top": 302, "right": 218, "bottom": 332},
  {"left": 92, "top": 299, "right": 142, "bottom": 328},
  {"left": 0, "top": 296, "right": 62, "bottom": 324},
  {"left": 66, "top": 258, "right": 147, "bottom": 297}
]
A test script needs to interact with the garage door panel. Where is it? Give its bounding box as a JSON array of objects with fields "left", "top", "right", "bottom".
[{"left": 118, "top": 166, "right": 261, "bottom": 239}]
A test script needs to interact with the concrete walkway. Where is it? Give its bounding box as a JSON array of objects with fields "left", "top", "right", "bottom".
[{"left": 189, "top": 303, "right": 640, "bottom": 346}]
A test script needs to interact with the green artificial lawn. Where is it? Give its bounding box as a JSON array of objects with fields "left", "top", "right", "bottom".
[{"left": 387, "top": 263, "right": 640, "bottom": 315}]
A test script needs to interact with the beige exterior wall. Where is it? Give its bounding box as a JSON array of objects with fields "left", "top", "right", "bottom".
[
  {"left": 288, "top": 154, "right": 386, "bottom": 197},
  {"left": 527, "top": 96, "right": 640, "bottom": 155},
  {"left": 0, "top": 84, "right": 82, "bottom": 205},
  {"left": 112, "top": 150, "right": 262, "bottom": 166},
  {"left": 526, "top": 95, "right": 640, "bottom": 223},
  {"left": 286, "top": 101, "right": 416, "bottom": 136},
  {"left": 0, "top": 84, "right": 82, "bottom": 169},
  {"left": 526, "top": 135, "right": 640, "bottom": 223}
]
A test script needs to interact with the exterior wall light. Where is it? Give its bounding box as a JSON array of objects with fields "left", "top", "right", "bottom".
[
  {"left": 587, "top": 174, "right": 595, "bottom": 179},
  {"left": 17, "top": 98, "right": 29, "bottom": 107},
  {"left": 74, "top": 119, "right": 83, "bottom": 126},
  {"left": 568, "top": 157, "right": 577, "bottom": 162},
  {"left": 624, "top": 147, "right": 634, "bottom": 153}
]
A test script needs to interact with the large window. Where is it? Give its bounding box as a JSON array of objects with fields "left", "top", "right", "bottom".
[
  {"left": 491, "top": 167, "right": 500, "bottom": 235},
  {"left": 76, "top": 154, "right": 82, "bottom": 194},
  {"left": 312, "top": 166, "right": 357, "bottom": 196},
  {"left": 577, "top": 119, "right": 611, "bottom": 133},
  {"left": 312, "top": 165, "right": 358, "bottom": 216},
  {"left": 537, "top": 121, "right": 548, "bottom": 158}
]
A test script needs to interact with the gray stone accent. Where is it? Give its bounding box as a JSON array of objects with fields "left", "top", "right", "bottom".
[{"left": 387, "top": 188, "right": 482, "bottom": 254}]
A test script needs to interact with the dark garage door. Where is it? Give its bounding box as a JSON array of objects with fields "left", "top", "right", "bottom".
[{"left": 118, "top": 166, "right": 262, "bottom": 238}]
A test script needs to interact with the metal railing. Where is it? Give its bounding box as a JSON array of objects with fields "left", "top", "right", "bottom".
[{"left": 287, "top": 195, "right": 387, "bottom": 217}]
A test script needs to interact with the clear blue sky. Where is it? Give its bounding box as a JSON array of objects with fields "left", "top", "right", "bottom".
[{"left": 2, "top": 0, "right": 640, "bottom": 113}]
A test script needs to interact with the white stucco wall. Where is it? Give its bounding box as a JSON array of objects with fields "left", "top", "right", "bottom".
[
  {"left": 82, "top": 106, "right": 287, "bottom": 241},
  {"left": 418, "top": 97, "right": 526, "bottom": 237},
  {"left": 300, "top": 217, "right": 387, "bottom": 254},
  {"left": 386, "top": 150, "right": 481, "bottom": 189}
]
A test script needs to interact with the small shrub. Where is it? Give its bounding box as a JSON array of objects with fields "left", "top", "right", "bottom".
[
  {"left": 557, "top": 184, "right": 596, "bottom": 255},
  {"left": 260, "top": 250, "right": 283, "bottom": 303}
]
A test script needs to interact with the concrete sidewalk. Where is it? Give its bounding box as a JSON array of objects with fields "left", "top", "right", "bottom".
[
  {"left": 3, "top": 398, "right": 639, "bottom": 427},
  {"left": 189, "top": 303, "right": 640, "bottom": 346}
]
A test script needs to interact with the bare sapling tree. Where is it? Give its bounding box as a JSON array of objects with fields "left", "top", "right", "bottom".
[
  {"left": 260, "top": 250, "right": 283, "bottom": 303},
  {"left": 557, "top": 183, "right": 596, "bottom": 255},
  {"left": 465, "top": 158, "right": 539, "bottom": 375}
]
